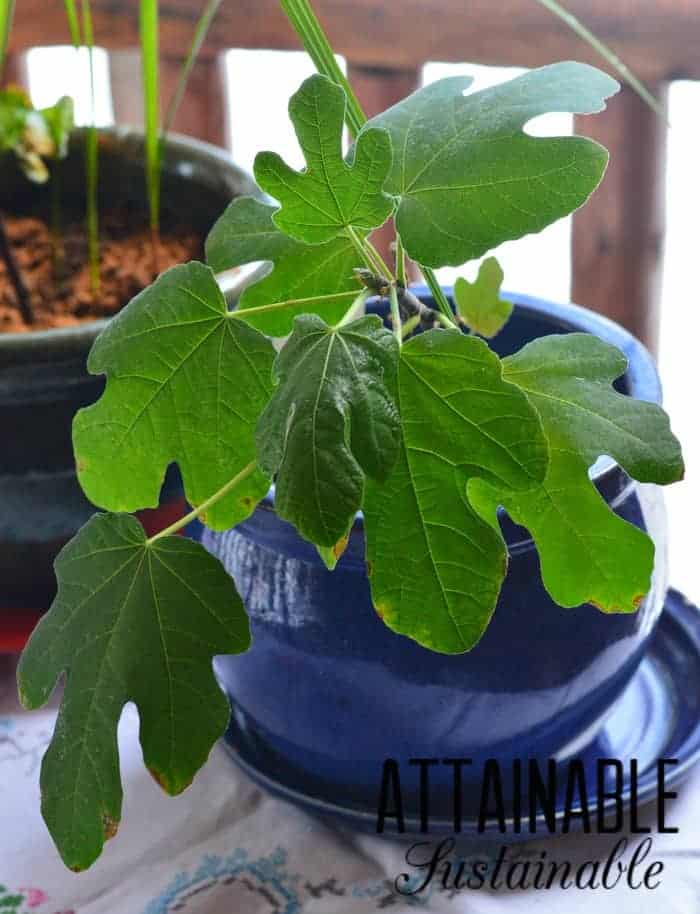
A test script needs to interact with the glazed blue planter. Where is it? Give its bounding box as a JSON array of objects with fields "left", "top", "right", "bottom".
[{"left": 208, "top": 290, "right": 668, "bottom": 824}]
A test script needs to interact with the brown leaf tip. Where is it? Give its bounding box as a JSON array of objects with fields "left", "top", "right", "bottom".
[{"left": 102, "top": 813, "right": 119, "bottom": 841}]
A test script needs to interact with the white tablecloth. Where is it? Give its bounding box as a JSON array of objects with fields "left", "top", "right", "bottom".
[{"left": 2, "top": 654, "right": 699, "bottom": 914}]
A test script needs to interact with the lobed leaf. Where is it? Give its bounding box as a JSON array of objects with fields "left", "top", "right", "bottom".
[
  {"left": 468, "top": 333, "right": 684, "bottom": 613},
  {"left": 0, "top": 89, "right": 73, "bottom": 182},
  {"left": 206, "top": 196, "right": 361, "bottom": 335},
  {"left": 364, "top": 330, "right": 548, "bottom": 653},
  {"left": 366, "top": 62, "right": 619, "bottom": 268},
  {"left": 256, "top": 314, "right": 400, "bottom": 546},
  {"left": 454, "top": 257, "right": 512, "bottom": 338},
  {"left": 17, "top": 512, "right": 250, "bottom": 870},
  {"left": 469, "top": 446, "right": 655, "bottom": 613},
  {"left": 73, "top": 262, "right": 275, "bottom": 530},
  {"left": 502, "top": 333, "right": 684, "bottom": 483},
  {"left": 254, "top": 74, "right": 394, "bottom": 245}
]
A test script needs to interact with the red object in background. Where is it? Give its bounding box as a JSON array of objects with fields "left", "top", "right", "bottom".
[
  {"left": 0, "top": 611, "right": 43, "bottom": 653},
  {"left": 135, "top": 497, "right": 187, "bottom": 538},
  {"left": 0, "top": 498, "right": 187, "bottom": 654}
]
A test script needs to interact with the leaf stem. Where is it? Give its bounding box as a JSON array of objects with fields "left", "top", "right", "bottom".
[
  {"left": 335, "top": 288, "right": 370, "bottom": 328},
  {"left": 347, "top": 225, "right": 396, "bottom": 284},
  {"left": 395, "top": 234, "right": 406, "bottom": 288},
  {"left": 345, "top": 225, "right": 377, "bottom": 275},
  {"left": 228, "top": 288, "right": 359, "bottom": 319},
  {"left": 147, "top": 459, "right": 258, "bottom": 543},
  {"left": 388, "top": 283, "right": 402, "bottom": 346},
  {"left": 365, "top": 235, "right": 395, "bottom": 282},
  {"left": 423, "top": 268, "right": 459, "bottom": 328},
  {"left": 401, "top": 313, "right": 420, "bottom": 339}
]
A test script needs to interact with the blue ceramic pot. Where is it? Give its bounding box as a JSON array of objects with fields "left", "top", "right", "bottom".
[{"left": 208, "top": 291, "right": 667, "bottom": 818}]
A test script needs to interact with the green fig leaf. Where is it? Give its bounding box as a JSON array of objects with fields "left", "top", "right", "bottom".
[
  {"left": 453, "top": 257, "right": 512, "bottom": 338},
  {"left": 73, "top": 262, "right": 275, "bottom": 531},
  {"left": 205, "top": 197, "right": 362, "bottom": 336},
  {"left": 0, "top": 89, "right": 73, "bottom": 182},
  {"left": 468, "top": 332, "right": 684, "bottom": 612},
  {"left": 364, "top": 329, "right": 548, "bottom": 653},
  {"left": 256, "top": 314, "right": 400, "bottom": 546},
  {"left": 468, "top": 447, "right": 655, "bottom": 613},
  {"left": 17, "top": 512, "right": 250, "bottom": 871},
  {"left": 503, "top": 333, "right": 684, "bottom": 483},
  {"left": 0, "top": 86, "right": 32, "bottom": 151},
  {"left": 40, "top": 95, "right": 74, "bottom": 160},
  {"left": 254, "top": 74, "right": 394, "bottom": 245},
  {"left": 366, "top": 62, "right": 619, "bottom": 268}
]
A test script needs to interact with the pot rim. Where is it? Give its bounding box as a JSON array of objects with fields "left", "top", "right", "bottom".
[
  {"left": 0, "top": 125, "right": 255, "bottom": 357},
  {"left": 258, "top": 286, "right": 662, "bottom": 527}
]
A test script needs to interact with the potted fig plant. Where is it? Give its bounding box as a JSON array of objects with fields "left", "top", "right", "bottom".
[
  {"left": 0, "top": 0, "right": 255, "bottom": 636},
  {"left": 17, "top": 0, "right": 684, "bottom": 872}
]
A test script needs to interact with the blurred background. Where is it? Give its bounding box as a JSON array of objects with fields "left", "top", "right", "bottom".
[{"left": 9, "top": 1, "right": 700, "bottom": 598}]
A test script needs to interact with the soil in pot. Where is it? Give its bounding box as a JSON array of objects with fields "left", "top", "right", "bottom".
[{"left": 0, "top": 206, "right": 200, "bottom": 333}]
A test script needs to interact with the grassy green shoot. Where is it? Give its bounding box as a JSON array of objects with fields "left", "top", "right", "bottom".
[
  {"left": 140, "top": 0, "right": 160, "bottom": 274},
  {"left": 0, "top": 0, "right": 15, "bottom": 84},
  {"left": 531, "top": 0, "right": 665, "bottom": 118},
  {"left": 162, "top": 0, "right": 222, "bottom": 136},
  {"left": 64, "top": 0, "right": 100, "bottom": 294}
]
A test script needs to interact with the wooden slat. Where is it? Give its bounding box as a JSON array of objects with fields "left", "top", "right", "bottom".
[
  {"left": 108, "top": 49, "right": 142, "bottom": 126},
  {"left": 159, "top": 52, "right": 229, "bottom": 147},
  {"left": 348, "top": 64, "right": 421, "bottom": 277},
  {"left": 10, "top": 1, "right": 700, "bottom": 80},
  {"left": 571, "top": 85, "right": 668, "bottom": 352},
  {"left": 109, "top": 50, "right": 229, "bottom": 147},
  {"left": 348, "top": 64, "right": 419, "bottom": 119},
  {"left": 4, "top": 51, "right": 28, "bottom": 88}
]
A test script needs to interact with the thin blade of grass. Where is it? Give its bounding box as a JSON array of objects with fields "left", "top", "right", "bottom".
[
  {"left": 280, "top": 0, "right": 365, "bottom": 139},
  {"left": 81, "top": 0, "right": 100, "bottom": 293},
  {"left": 162, "top": 0, "right": 222, "bottom": 137},
  {"left": 140, "top": 0, "right": 160, "bottom": 249},
  {"left": 63, "top": 0, "right": 81, "bottom": 46},
  {"left": 278, "top": 0, "right": 456, "bottom": 323},
  {"left": 532, "top": 0, "right": 665, "bottom": 118},
  {"left": 0, "top": 0, "right": 15, "bottom": 83}
]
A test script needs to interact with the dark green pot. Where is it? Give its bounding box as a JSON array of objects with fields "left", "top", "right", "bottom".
[{"left": 0, "top": 128, "right": 257, "bottom": 642}]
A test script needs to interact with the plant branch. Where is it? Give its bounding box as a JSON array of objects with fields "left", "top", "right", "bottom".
[
  {"left": 147, "top": 459, "right": 258, "bottom": 542},
  {"left": 0, "top": 212, "right": 33, "bottom": 323}
]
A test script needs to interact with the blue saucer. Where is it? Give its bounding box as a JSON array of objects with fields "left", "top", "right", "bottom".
[{"left": 222, "top": 588, "right": 700, "bottom": 838}]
